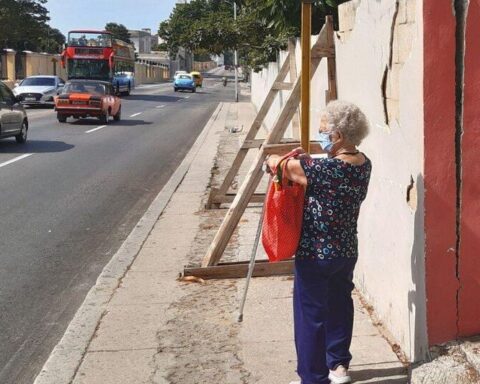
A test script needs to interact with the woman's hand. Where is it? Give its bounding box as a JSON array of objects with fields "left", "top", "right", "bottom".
[
  {"left": 292, "top": 147, "right": 312, "bottom": 160},
  {"left": 264, "top": 154, "right": 280, "bottom": 174}
]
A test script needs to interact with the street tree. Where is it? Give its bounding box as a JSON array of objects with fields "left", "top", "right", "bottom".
[
  {"left": 0, "top": 0, "right": 65, "bottom": 52},
  {"left": 158, "top": 0, "right": 349, "bottom": 71},
  {"left": 105, "top": 23, "right": 132, "bottom": 44}
]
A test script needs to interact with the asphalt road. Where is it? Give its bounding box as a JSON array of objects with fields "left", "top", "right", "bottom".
[{"left": 0, "top": 70, "right": 236, "bottom": 384}]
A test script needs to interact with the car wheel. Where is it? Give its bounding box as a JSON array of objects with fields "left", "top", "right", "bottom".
[
  {"left": 15, "top": 120, "right": 28, "bottom": 144},
  {"left": 100, "top": 110, "right": 110, "bottom": 124},
  {"left": 174, "top": 88, "right": 178, "bottom": 92},
  {"left": 116, "top": 83, "right": 120, "bottom": 96},
  {"left": 57, "top": 113, "right": 67, "bottom": 123},
  {"left": 192, "top": 88, "right": 196, "bottom": 93},
  {"left": 125, "top": 84, "right": 131, "bottom": 96},
  {"left": 113, "top": 106, "right": 121, "bottom": 121}
]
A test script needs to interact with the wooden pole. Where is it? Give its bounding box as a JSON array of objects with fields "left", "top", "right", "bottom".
[{"left": 301, "top": 0, "right": 312, "bottom": 153}]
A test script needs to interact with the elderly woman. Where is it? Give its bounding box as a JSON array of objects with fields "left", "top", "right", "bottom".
[{"left": 266, "top": 101, "right": 372, "bottom": 384}]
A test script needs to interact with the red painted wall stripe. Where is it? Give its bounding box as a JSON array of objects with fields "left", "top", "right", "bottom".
[
  {"left": 423, "top": 0, "right": 459, "bottom": 344},
  {"left": 458, "top": 0, "right": 480, "bottom": 337}
]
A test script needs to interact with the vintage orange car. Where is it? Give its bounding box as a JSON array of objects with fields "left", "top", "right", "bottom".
[{"left": 54, "top": 80, "right": 121, "bottom": 124}]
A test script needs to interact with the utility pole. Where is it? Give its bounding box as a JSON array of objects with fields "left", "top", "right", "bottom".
[{"left": 234, "top": 0, "right": 239, "bottom": 102}]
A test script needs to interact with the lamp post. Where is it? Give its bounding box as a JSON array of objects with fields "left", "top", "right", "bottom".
[
  {"left": 301, "top": 0, "right": 313, "bottom": 153},
  {"left": 234, "top": 0, "right": 239, "bottom": 102}
]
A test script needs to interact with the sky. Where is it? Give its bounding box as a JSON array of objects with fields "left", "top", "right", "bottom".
[{"left": 46, "top": 0, "right": 178, "bottom": 36}]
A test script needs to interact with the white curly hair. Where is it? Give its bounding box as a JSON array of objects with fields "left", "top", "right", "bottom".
[{"left": 321, "top": 100, "right": 369, "bottom": 146}]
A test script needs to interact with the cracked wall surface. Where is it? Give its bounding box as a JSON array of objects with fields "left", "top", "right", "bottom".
[
  {"left": 252, "top": 0, "right": 428, "bottom": 363},
  {"left": 335, "top": 0, "right": 427, "bottom": 362}
]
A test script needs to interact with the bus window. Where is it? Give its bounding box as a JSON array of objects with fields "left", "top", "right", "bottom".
[{"left": 67, "top": 59, "right": 111, "bottom": 80}]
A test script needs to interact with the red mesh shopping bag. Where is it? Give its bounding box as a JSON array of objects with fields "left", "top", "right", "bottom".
[{"left": 262, "top": 151, "right": 305, "bottom": 262}]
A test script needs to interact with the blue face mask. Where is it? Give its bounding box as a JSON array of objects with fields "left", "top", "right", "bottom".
[{"left": 316, "top": 131, "right": 334, "bottom": 152}]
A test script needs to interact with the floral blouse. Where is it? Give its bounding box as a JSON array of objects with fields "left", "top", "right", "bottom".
[{"left": 296, "top": 156, "right": 372, "bottom": 260}]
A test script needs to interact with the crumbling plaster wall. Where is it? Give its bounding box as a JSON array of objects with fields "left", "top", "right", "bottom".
[
  {"left": 336, "top": 0, "right": 427, "bottom": 361},
  {"left": 250, "top": 0, "right": 427, "bottom": 361}
]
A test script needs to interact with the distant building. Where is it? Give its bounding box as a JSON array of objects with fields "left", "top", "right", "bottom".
[
  {"left": 151, "top": 34, "right": 165, "bottom": 49},
  {"left": 128, "top": 29, "right": 152, "bottom": 54}
]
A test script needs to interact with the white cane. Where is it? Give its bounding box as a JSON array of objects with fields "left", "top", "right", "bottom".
[{"left": 237, "top": 181, "right": 269, "bottom": 323}]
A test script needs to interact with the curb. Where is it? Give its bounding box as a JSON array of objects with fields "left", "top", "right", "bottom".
[{"left": 33, "top": 102, "right": 225, "bottom": 384}]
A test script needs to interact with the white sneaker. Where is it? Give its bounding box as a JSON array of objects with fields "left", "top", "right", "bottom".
[{"left": 328, "top": 365, "right": 352, "bottom": 384}]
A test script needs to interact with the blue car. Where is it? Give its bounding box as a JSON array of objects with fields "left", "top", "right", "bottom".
[
  {"left": 174, "top": 74, "right": 196, "bottom": 93},
  {"left": 113, "top": 71, "right": 135, "bottom": 96}
]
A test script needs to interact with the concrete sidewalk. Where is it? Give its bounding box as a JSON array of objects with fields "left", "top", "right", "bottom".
[{"left": 34, "top": 100, "right": 408, "bottom": 384}]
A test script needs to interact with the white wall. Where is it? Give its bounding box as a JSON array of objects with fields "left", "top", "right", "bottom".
[{"left": 250, "top": 0, "right": 427, "bottom": 362}]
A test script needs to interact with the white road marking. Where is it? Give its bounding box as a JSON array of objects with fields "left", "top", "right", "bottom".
[
  {"left": 130, "top": 112, "right": 142, "bottom": 117},
  {"left": 85, "top": 125, "right": 107, "bottom": 134},
  {"left": 156, "top": 105, "right": 166, "bottom": 109},
  {"left": 185, "top": 96, "right": 191, "bottom": 99},
  {"left": 0, "top": 154, "right": 33, "bottom": 169}
]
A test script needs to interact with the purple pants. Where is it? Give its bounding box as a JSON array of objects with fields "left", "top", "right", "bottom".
[{"left": 294, "top": 257, "right": 357, "bottom": 384}]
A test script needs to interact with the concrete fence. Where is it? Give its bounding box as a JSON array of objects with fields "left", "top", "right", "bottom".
[
  {"left": 0, "top": 49, "right": 169, "bottom": 88},
  {"left": 192, "top": 61, "right": 217, "bottom": 72}
]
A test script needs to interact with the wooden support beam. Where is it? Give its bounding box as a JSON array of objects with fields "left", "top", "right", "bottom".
[
  {"left": 184, "top": 259, "right": 294, "bottom": 280},
  {"left": 326, "top": 16, "right": 338, "bottom": 102},
  {"left": 311, "top": 47, "right": 335, "bottom": 59},
  {"left": 273, "top": 81, "right": 294, "bottom": 91},
  {"left": 301, "top": 0, "right": 312, "bottom": 153},
  {"left": 210, "top": 193, "right": 265, "bottom": 205},
  {"left": 208, "top": 54, "right": 292, "bottom": 205},
  {"left": 241, "top": 139, "right": 265, "bottom": 149},
  {"left": 202, "top": 26, "right": 329, "bottom": 267},
  {"left": 289, "top": 38, "right": 301, "bottom": 141},
  {"left": 264, "top": 142, "right": 325, "bottom": 156}
]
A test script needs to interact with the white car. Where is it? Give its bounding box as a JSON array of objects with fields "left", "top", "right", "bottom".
[
  {"left": 173, "top": 70, "right": 188, "bottom": 80},
  {"left": 12, "top": 76, "right": 65, "bottom": 107}
]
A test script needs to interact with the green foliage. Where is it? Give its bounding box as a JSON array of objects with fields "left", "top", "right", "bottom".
[
  {"left": 151, "top": 42, "right": 167, "bottom": 51},
  {"left": 0, "top": 0, "right": 65, "bottom": 53},
  {"left": 159, "top": 0, "right": 348, "bottom": 70},
  {"left": 105, "top": 22, "right": 132, "bottom": 44}
]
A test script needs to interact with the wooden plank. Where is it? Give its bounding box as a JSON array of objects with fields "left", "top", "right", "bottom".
[
  {"left": 211, "top": 193, "right": 265, "bottom": 205},
  {"left": 289, "top": 38, "right": 301, "bottom": 141},
  {"left": 184, "top": 259, "right": 294, "bottom": 280},
  {"left": 264, "top": 142, "right": 325, "bottom": 156},
  {"left": 272, "top": 81, "right": 294, "bottom": 91},
  {"left": 202, "top": 26, "right": 329, "bottom": 267},
  {"left": 326, "top": 16, "right": 338, "bottom": 102},
  {"left": 301, "top": 1, "right": 312, "bottom": 153},
  {"left": 241, "top": 139, "right": 265, "bottom": 149},
  {"left": 212, "top": 55, "right": 292, "bottom": 200},
  {"left": 311, "top": 47, "right": 335, "bottom": 59}
]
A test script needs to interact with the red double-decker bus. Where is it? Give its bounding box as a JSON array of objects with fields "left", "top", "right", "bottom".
[{"left": 62, "top": 30, "right": 136, "bottom": 94}]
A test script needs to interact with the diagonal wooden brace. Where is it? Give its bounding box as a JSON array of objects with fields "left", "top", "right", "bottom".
[{"left": 202, "top": 25, "right": 329, "bottom": 267}]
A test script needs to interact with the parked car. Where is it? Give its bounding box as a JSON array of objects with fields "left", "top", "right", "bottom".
[
  {"left": 12, "top": 75, "right": 65, "bottom": 107},
  {"left": 174, "top": 70, "right": 188, "bottom": 80},
  {"left": 174, "top": 74, "right": 196, "bottom": 93},
  {"left": 190, "top": 71, "right": 203, "bottom": 87},
  {"left": 55, "top": 80, "right": 121, "bottom": 124},
  {"left": 0, "top": 82, "right": 28, "bottom": 143}
]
